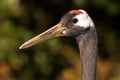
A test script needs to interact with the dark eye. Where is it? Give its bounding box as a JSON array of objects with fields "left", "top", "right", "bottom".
[{"left": 72, "top": 18, "right": 78, "bottom": 24}]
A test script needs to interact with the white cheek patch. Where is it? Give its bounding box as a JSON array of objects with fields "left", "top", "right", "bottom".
[{"left": 73, "top": 10, "right": 94, "bottom": 28}]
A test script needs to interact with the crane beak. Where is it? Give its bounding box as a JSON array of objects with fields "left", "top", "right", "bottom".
[{"left": 19, "top": 23, "right": 66, "bottom": 49}]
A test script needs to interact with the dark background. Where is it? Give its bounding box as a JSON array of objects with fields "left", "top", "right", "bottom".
[{"left": 0, "top": 0, "right": 120, "bottom": 80}]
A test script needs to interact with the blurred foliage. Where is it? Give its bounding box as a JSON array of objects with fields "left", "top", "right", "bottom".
[{"left": 0, "top": 0, "right": 120, "bottom": 80}]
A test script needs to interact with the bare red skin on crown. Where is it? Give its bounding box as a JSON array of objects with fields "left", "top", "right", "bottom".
[{"left": 68, "top": 10, "right": 83, "bottom": 14}]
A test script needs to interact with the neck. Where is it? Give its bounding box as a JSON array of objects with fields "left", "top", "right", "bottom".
[{"left": 76, "top": 28, "right": 98, "bottom": 80}]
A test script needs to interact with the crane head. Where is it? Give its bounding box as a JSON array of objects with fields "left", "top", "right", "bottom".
[{"left": 19, "top": 9, "right": 94, "bottom": 49}]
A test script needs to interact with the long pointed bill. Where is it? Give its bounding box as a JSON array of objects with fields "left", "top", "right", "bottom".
[{"left": 19, "top": 23, "right": 66, "bottom": 49}]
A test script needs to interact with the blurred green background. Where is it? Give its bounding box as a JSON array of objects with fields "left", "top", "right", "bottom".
[{"left": 0, "top": 0, "right": 120, "bottom": 80}]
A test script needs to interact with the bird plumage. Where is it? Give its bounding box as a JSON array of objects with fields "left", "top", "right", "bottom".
[{"left": 19, "top": 9, "right": 98, "bottom": 80}]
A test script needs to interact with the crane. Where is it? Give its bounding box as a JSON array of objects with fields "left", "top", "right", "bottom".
[{"left": 19, "top": 9, "right": 98, "bottom": 80}]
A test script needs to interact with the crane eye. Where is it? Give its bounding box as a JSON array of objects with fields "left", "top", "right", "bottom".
[{"left": 72, "top": 18, "right": 78, "bottom": 24}]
